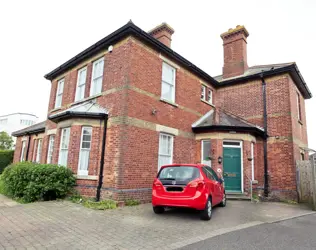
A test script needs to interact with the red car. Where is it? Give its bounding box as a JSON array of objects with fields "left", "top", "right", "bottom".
[{"left": 152, "top": 164, "right": 226, "bottom": 220}]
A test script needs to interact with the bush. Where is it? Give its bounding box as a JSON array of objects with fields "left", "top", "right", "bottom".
[
  {"left": 0, "top": 150, "right": 14, "bottom": 174},
  {"left": 82, "top": 199, "right": 117, "bottom": 210},
  {"left": 1, "top": 162, "right": 76, "bottom": 202},
  {"left": 125, "top": 199, "right": 140, "bottom": 206}
]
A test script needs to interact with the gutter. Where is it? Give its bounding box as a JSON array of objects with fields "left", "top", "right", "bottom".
[
  {"left": 260, "top": 73, "right": 269, "bottom": 197},
  {"left": 12, "top": 127, "right": 45, "bottom": 137},
  {"left": 96, "top": 115, "right": 108, "bottom": 201},
  {"left": 48, "top": 111, "right": 106, "bottom": 123},
  {"left": 192, "top": 125, "right": 265, "bottom": 137}
]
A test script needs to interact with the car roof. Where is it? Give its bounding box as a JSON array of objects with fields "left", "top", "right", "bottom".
[{"left": 161, "top": 164, "right": 206, "bottom": 168}]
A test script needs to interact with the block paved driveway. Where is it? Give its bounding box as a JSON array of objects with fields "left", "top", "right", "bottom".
[{"left": 0, "top": 194, "right": 314, "bottom": 250}]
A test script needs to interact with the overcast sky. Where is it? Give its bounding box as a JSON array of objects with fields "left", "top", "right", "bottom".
[{"left": 0, "top": 0, "right": 315, "bottom": 150}]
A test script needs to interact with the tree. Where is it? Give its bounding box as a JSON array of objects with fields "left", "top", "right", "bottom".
[{"left": 0, "top": 131, "right": 14, "bottom": 150}]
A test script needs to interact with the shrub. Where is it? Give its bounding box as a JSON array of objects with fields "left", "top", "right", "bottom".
[
  {"left": 0, "top": 150, "right": 14, "bottom": 174},
  {"left": 125, "top": 199, "right": 140, "bottom": 206},
  {"left": 82, "top": 199, "right": 117, "bottom": 210},
  {"left": 1, "top": 162, "right": 76, "bottom": 202}
]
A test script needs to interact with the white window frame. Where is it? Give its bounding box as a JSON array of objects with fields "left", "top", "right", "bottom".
[
  {"left": 47, "top": 135, "right": 55, "bottom": 164},
  {"left": 75, "top": 67, "right": 87, "bottom": 101},
  {"left": 158, "top": 133, "right": 174, "bottom": 170},
  {"left": 90, "top": 57, "right": 104, "bottom": 96},
  {"left": 201, "top": 140, "right": 211, "bottom": 166},
  {"left": 35, "top": 139, "right": 42, "bottom": 163},
  {"left": 20, "top": 141, "right": 26, "bottom": 162},
  {"left": 296, "top": 92, "right": 302, "bottom": 121},
  {"left": 32, "top": 139, "right": 37, "bottom": 162},
  {"left": 201, "top": 85, "right": 206, "bottom": 100},
  {"left": 55, "top": 79, "right": 64, "bottom": 108},
  {"left": 77, "top": 127, "right": 92, "bottom": 176},
  {"left": 58, "top": 127, "right": 70, "bottom": 167},
  {"left": 161, "top": 62, "right": 176, "bottom": 103},
  {"left": 251, "top": 142, "right": 255, "bottom": 181},
  {"left": 208, "top": 89, "right": 213, "bottom": 104}
]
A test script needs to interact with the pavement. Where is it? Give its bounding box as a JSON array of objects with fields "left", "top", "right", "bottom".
[
  {"left": 0, "top": 194, "right": 315, "bottom": 250},
  {"left": 180, "top": 213, "right": 316, "bottom": 250}
]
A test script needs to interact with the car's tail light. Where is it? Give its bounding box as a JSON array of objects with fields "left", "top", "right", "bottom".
[
  {"left": 153, "top": 179, "right": 163, "bottom": 189},
  {"left": 188, "top": 179, "right": 205, "bottom": 191}
]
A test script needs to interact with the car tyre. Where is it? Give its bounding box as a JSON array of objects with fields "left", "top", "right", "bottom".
[
  {"left": 219, "top": 192, "right": 226, "bottom": 207},
  {"left": 200, "top": 197, "right": 212, "bottom": 220},
  {"left": 153, "top": 206, "right": 165, "bottom": 214}
]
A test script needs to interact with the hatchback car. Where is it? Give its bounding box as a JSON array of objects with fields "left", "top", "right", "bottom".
[{"left": 152, "top": 164, "right": 226, "bottom": 220}]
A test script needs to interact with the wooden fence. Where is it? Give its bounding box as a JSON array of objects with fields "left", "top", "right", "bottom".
[{"left": 296, "top": 159, "right": 316, "bottom": 210}]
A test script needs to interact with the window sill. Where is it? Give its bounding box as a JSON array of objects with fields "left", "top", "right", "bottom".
[
  {"left": 160, "top": 98, "right": 178, "bottom": 107},
  {"left": 71, "top": 93, "right": 102, "bottom": 107},
  {"left": 75, "top": 175, "right": 98, "bottom": 180},
  {"left": 298, "top": 120, "right": 303, "bottom": 125},
  {"left": 51, "top": 107, "right": 62, "bottom": 113},
  {"left": 201, "top": 99, "right": 215, "bottom": 107}
]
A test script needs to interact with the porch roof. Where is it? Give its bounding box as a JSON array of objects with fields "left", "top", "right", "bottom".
[
  {"left": 48, "top": 101, "right": 108, "bottom": 123},
  {"left": 192, "top": 109, "right": 265, "bottom": 137},
  {"left": 12, "top": 121, "right": 46, "bottom": 137}
]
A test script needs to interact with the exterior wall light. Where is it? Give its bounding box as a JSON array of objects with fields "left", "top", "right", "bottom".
[{"left": 218, "top": 156, "right": 222, "bottom": 164}]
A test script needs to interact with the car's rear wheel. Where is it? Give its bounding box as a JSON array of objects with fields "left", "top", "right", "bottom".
[
  {"left": 219, "top": 192, "right": 226, "bottom": 207},
  {"left": 200, "top": 197, "right": 212, "bottom": 220},
  {"left": 153, "top": 206, "right": 165, "bottom": 214}
]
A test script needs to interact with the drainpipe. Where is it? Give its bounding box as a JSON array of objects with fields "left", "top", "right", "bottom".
[
  {"left": 96, "top": 115, "right": 108, "bottom": 201},
  {"left": 260, "top": 73, "right": 269, "bottom": 197},
  {"left": 25, "top": 134, "right": 31, "bottom": 161}
]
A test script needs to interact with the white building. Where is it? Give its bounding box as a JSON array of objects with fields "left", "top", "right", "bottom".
[{"left": 0, "top": 113, "right": 38, "bottom": 146}]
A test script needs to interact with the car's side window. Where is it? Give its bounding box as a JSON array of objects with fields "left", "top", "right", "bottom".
[
  {"left": 202, "top": 167, "right": 215, "bottom": 180},
  {"left": 206, "top": 167, "right": 219, "bottom": 181}
]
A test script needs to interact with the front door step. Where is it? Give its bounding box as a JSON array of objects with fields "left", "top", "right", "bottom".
[{"left": 227, "top": 193, "right": 251, "bottom": 200}]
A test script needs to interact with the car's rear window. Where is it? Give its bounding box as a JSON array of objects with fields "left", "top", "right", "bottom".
[{"left": 158, "top": 166, "right": 200, "bottom": 181}]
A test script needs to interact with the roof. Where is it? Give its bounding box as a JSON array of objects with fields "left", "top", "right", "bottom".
[
  {"left": 0, "top": 113, "right": 38, "bottom": 118},
  {"left": 215, "top": 63, "right": 312, "bottom": 99},
  {"left": 44, "top": 21, "right": 218, "bottom": 86},
  {"left": 11, "top": 121, "right": 46, "bottom": 137},
  {"left": 192, "top": 109, "right": 264, "bottom": 136},
  {"left": 44, "top": 21, "right": 311, "bottom": 99},
  {"left": 48, "top": 101, "right": 108, "bottom": 122}
]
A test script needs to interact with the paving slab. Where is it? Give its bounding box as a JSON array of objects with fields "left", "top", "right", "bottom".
[{"left": 0, "top": 198, "right": 314, "bottom": 250}]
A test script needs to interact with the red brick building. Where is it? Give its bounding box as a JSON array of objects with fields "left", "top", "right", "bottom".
[{"left": 12, "top": 22, "right": 312, "bottom": 201}]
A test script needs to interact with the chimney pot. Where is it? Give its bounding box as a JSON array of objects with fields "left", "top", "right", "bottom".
[{"left": 148, "top": 23, "right": 175, "bottom": 48}]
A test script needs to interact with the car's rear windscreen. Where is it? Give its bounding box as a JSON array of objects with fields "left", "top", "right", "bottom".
[{"left": 158, "top": 166, "right": 200, "bottom": 182}]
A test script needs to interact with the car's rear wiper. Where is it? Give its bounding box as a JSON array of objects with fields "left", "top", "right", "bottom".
[{"left": 159, "top": 178, "right": 176, "bottom": 180}]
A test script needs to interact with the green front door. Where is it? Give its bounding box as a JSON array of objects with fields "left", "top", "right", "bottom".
[{"left": 223, "top": 147, "right": 242, "bottom": 192}]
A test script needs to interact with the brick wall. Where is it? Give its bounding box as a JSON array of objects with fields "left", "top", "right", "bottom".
[{"left": 217, "top": 74, "right": 308, "bottom": 199}]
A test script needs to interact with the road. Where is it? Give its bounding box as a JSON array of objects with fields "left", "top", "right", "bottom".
[{"left": 179, "top": 213, "right": 316, "bottom": 250}]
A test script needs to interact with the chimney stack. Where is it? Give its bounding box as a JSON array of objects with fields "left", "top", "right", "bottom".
[
  {"left": 149, "top": 22, "right": 175, "bottom": 48},
  {"left": 221, "top": 25, "right": 249, "bottom": 79}
]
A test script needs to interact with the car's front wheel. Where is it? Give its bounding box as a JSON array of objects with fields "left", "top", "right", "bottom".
[
  {"left": 153, "top": 206, "right": 165, "bottom": 214},
  {"left": 200, "top": 197, "right": 212, "bottom": 220}
]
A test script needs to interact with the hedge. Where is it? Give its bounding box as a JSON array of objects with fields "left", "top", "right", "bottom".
[
  {"left": 0, "top": 150, "right": 14, "bottom": 174},
  {"left": 1, "top": 162, "right": 76, "bottom": 202}
]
